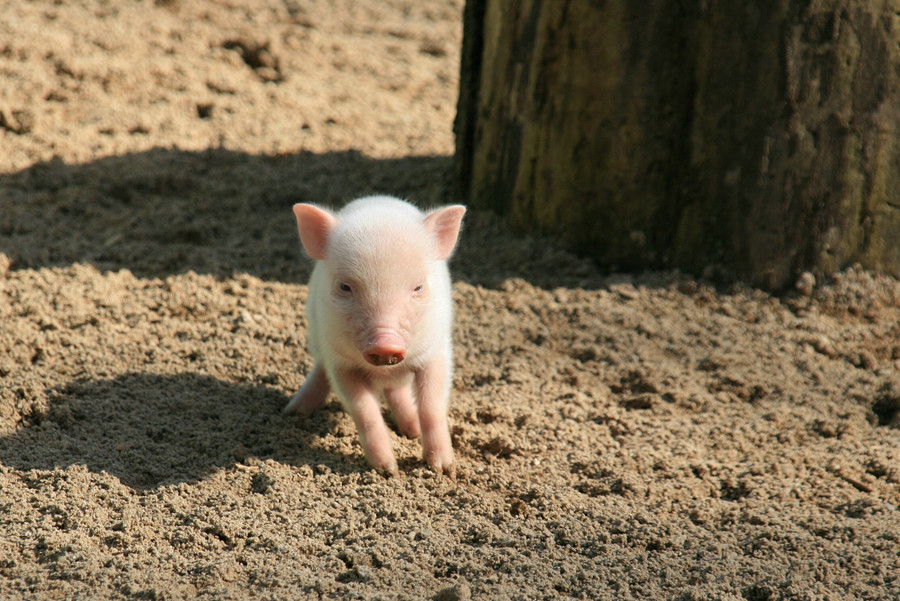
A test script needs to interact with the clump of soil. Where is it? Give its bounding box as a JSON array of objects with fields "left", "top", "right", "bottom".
[{"left": 1, "top": 1, "right": 898, "bottom": 599}]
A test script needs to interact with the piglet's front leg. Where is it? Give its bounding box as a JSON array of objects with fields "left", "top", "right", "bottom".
[
  {"left": 334, "top": 370, "right": 399, "bottom": 477},
  {"left": 415, "top": 356, "right": 455, "bottom": 477}
]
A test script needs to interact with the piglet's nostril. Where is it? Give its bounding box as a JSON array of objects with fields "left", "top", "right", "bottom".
[{"left": 365, "top": 349, "right": 405, "bottom": 367}]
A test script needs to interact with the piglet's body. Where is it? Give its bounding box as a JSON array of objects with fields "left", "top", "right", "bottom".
[{"left": 284, "top": 196, "right": 466, "bottom": 476}]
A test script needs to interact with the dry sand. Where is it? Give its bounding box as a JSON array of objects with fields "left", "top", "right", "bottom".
[{"left": 1, "top": 1, "right": 899, "bottom": 599}]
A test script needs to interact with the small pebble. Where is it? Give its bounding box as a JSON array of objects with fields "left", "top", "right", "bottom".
[
  {"left": 812, "top": 335, "right": 837, "bottom": 358},
  {"left": 434, "top": 581, "right": 472, "bottom": 601},
  {"left": 795, "top": 271, "right": 816, "bottom": 296},
  {"left": 857, "top": 350, "right": 877, "bottom": 370},
  {"left": 250, "top": 471, "right": 273, "bottom": 494},
  {"left": 232, "top": 444, "right": 249, "bottom": 462}
]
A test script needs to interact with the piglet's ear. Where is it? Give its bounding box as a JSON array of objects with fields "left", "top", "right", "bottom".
[
  {"left": 424, "top": 205, "right": 466, "bottom": 261},
  {"left": 293, "top": 204, "right": 337, "bottom": 260}
]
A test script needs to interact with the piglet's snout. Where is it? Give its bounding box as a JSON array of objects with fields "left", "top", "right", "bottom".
[{"left": 364, "top": 335, "right": 406, "bottom": 366}]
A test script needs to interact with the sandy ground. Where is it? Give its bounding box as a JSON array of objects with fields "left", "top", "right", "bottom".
[{"left": 2, "top": 1, "right": 900, "bottom": 599}]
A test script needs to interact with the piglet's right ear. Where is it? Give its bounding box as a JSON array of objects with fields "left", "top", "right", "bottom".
[{"left": 293, "top": 204, "right": 336, "bottom": 260}]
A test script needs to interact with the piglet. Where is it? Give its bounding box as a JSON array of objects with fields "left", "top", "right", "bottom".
[{"left": 284, "top": 195, "right": 466, "bottom": 476}]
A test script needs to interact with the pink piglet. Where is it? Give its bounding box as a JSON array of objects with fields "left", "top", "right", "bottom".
[{"left": 284, "top": 195, "right": 466, "bottom": 476}]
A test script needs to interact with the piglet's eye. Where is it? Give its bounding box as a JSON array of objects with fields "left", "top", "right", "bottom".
[
  {"left": 337, "top": 282, "right": 352, "bottom": 293},
  {"left": 413, "top": 284, "right": 425, "bottom": 294}
]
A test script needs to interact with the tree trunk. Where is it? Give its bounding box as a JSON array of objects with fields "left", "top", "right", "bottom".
[{"left": 454, "top": 0, "right": 900, "bottom": 289}]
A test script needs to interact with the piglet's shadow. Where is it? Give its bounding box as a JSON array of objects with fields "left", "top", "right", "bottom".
[{"left": 0, "top": 372, "right": 364, "bottom": 490}]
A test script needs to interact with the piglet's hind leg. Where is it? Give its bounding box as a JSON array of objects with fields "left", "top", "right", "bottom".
[
  {"left": 283, "top": 363, "right": 330, "bottom": 416},
  {"left": 383, "top": 385, "right": 421, "bottom": 439}
]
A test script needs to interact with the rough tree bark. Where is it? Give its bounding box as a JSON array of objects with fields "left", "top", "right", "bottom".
[{"left": 454, "top": 0, "right": 900, "bottom": 289}]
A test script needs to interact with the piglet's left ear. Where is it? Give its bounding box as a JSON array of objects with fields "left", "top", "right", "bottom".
[{"left": 424, "top": 205, "right": 466, "bottom": 261}]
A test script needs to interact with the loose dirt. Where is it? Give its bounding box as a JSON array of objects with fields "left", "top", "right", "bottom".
[{"left": 1, "top": 1, "right": 899, "bottom": 599}]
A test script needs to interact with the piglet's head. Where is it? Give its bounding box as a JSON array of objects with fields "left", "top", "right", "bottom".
[{"left": 294, "top": 198, "right": 465, "bottom": 368}]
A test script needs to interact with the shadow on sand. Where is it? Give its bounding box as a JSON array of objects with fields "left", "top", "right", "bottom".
[
  {"left": 0, "top": 372, "right": 367, "bottom": 489},
  {"left": 1, "top": 147, "right": 457, "bottom": 282}
]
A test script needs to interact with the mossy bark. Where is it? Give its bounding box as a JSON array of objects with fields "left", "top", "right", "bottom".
[{"left": 455, "top": 0, "right": 900, "bottom": 289}]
